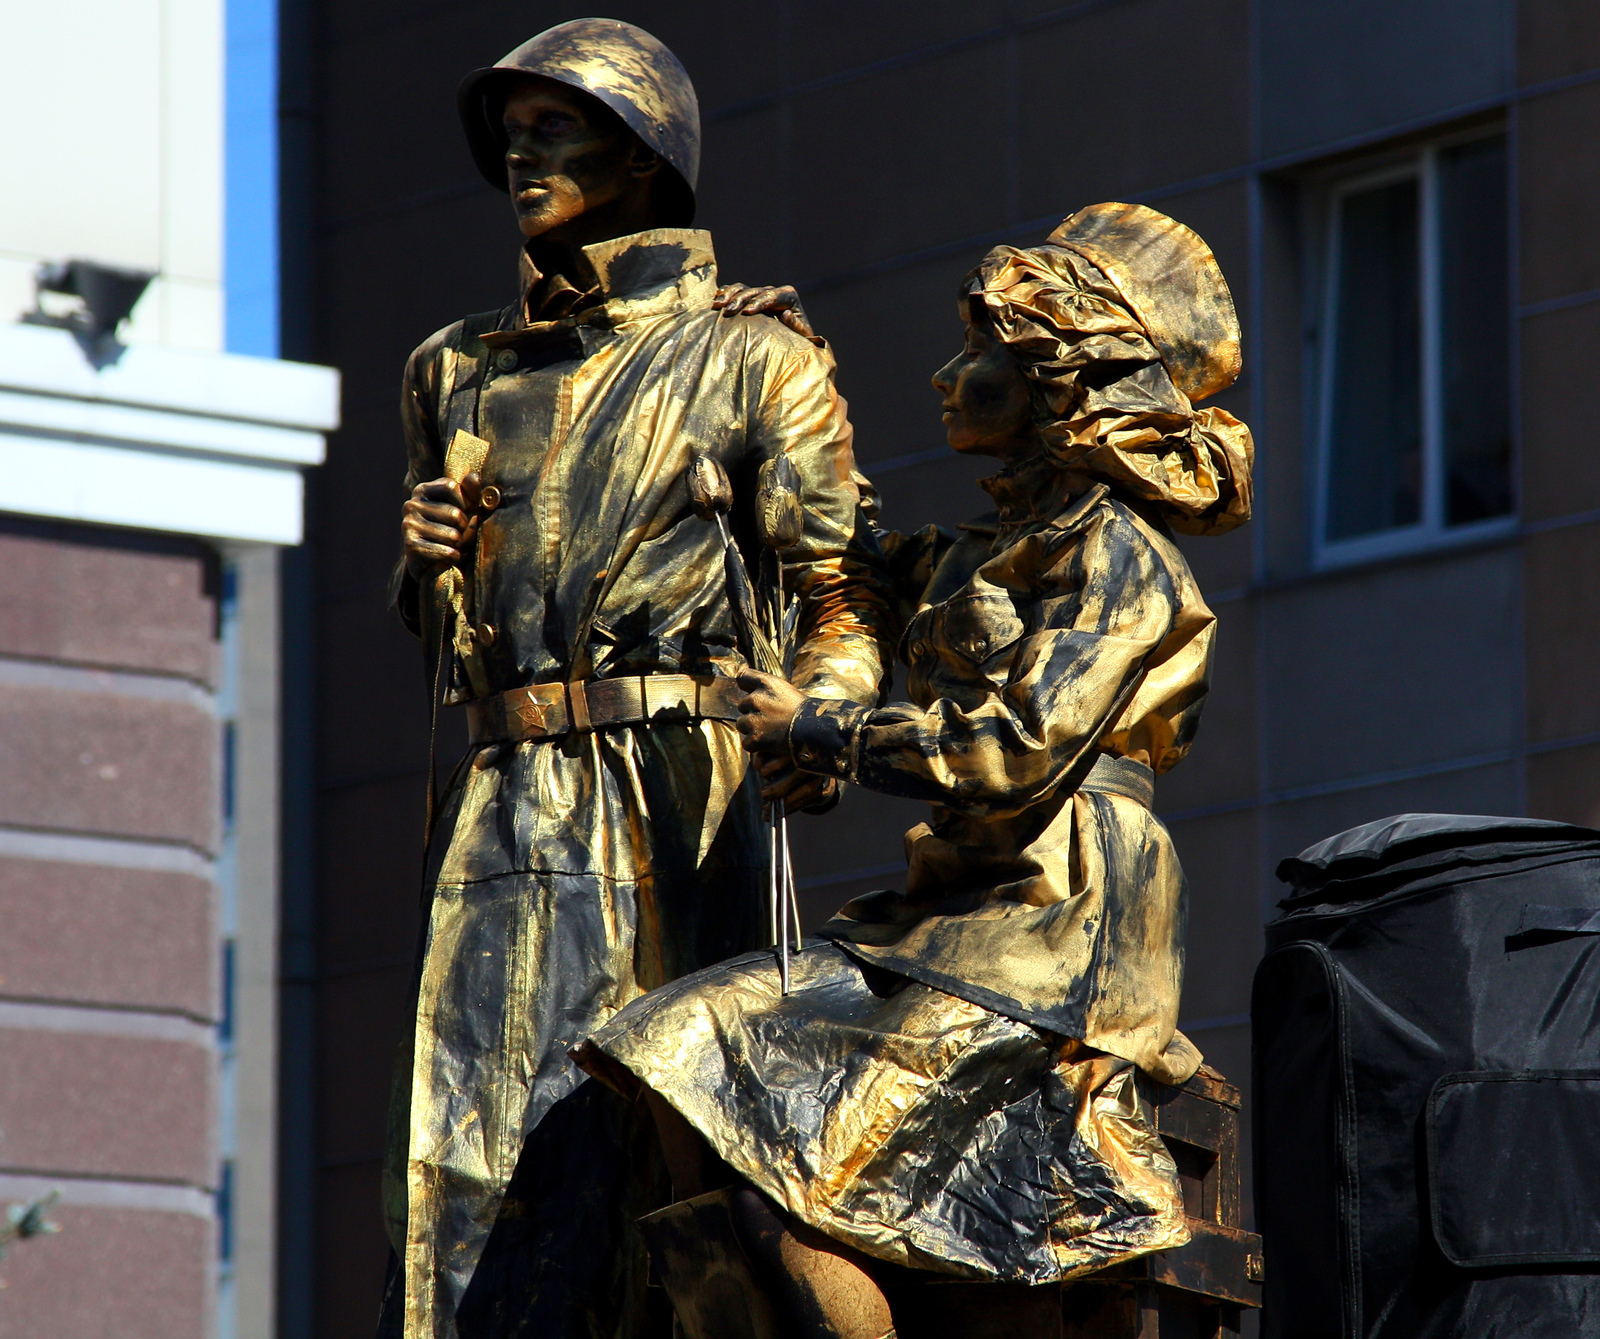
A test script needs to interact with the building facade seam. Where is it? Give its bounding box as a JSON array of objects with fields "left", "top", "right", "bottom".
[
  {"left": 0, "top": 822, "right": 218, "bottom": 870},
  {"left": 775, "top": 67, "right": 1600, "bottom": 299},
  {"left": 1520, "top": 287, "right": 1600, "bottom": 320},
  {"left": 0, "top": 998, "right": 217, "bottom": 1045},
  {"left": 0, "top": 653, "right": 218, "bottom": 709},
  {"left": 0, "top": 1171, "right": 215, "bottom": 1218},
  {"left": 1160, "top": 730, "right": 1600, "bottom": 828}
]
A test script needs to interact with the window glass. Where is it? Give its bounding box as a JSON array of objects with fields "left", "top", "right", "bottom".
[
  {"left": 1317, "top": 132, "right": 1512, "bottom": 560},
  {"left": 1326, "top": 178, "right": 1422, "bottom": 541},
  {"left": 1438, "top": 137, "right": 1512, "bottom": 525}
]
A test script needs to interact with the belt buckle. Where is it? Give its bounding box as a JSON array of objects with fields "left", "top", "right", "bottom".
[
  {"left": 643, "top": 675, "right": 695, "bottom": 722},
  {"left": 511, "top": 691, "right": 548, "bottom": 736}
]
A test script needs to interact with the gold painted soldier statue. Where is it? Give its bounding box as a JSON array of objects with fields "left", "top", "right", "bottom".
[
  {"left": 579, "top": 204, "right": 1255, "bottom": 1337},
  {"left": 383, "top": 19, "right": 889, "bottom": 1337}
]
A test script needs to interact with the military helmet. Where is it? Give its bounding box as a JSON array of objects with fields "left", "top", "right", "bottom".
[
  {"left": 1048, "top": 203, "right": 1241, "bottom": 403},
  {"left": 457, "top": 18, "right": 701, "bottom": 226}
]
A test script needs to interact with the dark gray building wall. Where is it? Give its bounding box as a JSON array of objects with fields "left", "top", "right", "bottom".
[{"left": 1257, "top": 0, "right": 1515, "bottom": 156}]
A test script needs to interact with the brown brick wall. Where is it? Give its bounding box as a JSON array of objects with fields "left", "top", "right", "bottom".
[
  {"left": 0, "top": 1029, "right": 215, "bottom": 1183},
  {"left": 1520, "top": 80, "right": 1600, "bottom": 306},
  {"left": 0, "top": 686, "right": 218, "bottom": 851},
  {"left": 1520, "top": 58, "right": 1600, "bottom": 808},
  {"left": 0, "top": 524, "right": 218, "bottom": 684},
  {"left": 0, "top": 859, "right": 215, "bottom": 1017},
  {"left": 1520, "top": 302, "right": 1600, "bottom": 522},
  {"left": 1524, "top": 519, "right": 1600, "bottom": 745},
  {"left": 0, "top": 1204, "right": 213, "bottom": 1339},
  {"left": 0, "top": 522, "right": 221, "bottom": 1335}
]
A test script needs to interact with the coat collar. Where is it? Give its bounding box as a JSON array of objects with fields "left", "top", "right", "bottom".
[
  {"left": 507, "top": 228, "right": 718, "bottom": 335},
  {"left": 976, "top": 447, "right": 1096, "bottom": 533}
]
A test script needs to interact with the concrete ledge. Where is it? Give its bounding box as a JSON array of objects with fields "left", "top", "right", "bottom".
[
  {"left": 0, "top": 429, "right": 309, "bottom": 544},
  {"left": 0, "top": 1171, "right": 214, "bottom": 1217},
  {"left": 0, "top": 324, "right": 338, "bottom": 429},
  {"left": 0, "top": 323, "right": 338, "bottom": 544}
]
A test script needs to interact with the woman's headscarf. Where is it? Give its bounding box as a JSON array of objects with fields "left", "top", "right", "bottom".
[{"left": 964, "top": 203, "right": 1253, "bottom": 537}]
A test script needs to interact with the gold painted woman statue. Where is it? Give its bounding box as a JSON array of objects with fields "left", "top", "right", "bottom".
[{"left": 576, "top": 203, "right": 1254, "bottom": 1337}]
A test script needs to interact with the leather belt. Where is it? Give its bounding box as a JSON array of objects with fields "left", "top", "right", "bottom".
[
  {"left": 1080, "top": 753, "right": 1155, "bottom": 808},
  {"left": 465, "top": 674, "right": 744, "bottom": 745}
]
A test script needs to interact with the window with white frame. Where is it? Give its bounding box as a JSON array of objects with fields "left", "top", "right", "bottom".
[{"left": 1315, "top": 131, "right": 1512, "bottom": 563}]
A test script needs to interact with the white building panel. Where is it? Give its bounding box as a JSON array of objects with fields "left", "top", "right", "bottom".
[
  {"left": 0, "top": 431, "right": 307, "bottom": 545},
  {"left": 0, "top": 324, "right": 336, "bottom": 544}
]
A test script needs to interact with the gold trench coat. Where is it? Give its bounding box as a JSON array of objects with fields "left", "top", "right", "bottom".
[{"left": 388, "top": 229, "right": 889, "bottom": 1337}]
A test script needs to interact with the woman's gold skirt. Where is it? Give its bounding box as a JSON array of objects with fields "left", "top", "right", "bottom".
[{"left": 577, "top": 941, "right": 1189, "bottom": 1283}]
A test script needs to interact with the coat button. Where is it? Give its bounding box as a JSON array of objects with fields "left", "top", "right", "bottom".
[
  {"left": 796, "top": 746, "right": 815, "bottom": 764},
  {"left": 475, "top": 623, "right": 497, "bottom": 647},
  {"left": 912, "top": 641, "right": 928, "bottom": 658},
  {"left": 480, "top": 485, "right": 501, "bottom": 510},
  {"left": 494, "top": 348, "right": 518, "bottom": 372}
]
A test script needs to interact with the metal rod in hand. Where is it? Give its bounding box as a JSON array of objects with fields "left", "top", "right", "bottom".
[
  {"left": 766, "top": 804, "right": 780, "bottom": 951},
  {"left": 755, "top": 456, "right": 807, "bottom": 988},
  {"left": 774, "top": 812, "right": 790, "bottom": 993},
  {"left": 689, "top": 451, "right": 790, "bottom": 987},
  {"left": 774, "top": 587, "right": 803, "bottom": 956},
  {"left": 779, "top": 803, "right": 802, "bottom": 952}
]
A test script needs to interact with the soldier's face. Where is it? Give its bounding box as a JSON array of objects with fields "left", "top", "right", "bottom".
[
  {"left": 933, "top": 313, "right": 1034, "bottom": 457},
  {"left": 501, "top": 78, "right": 638, "bottom": 240}
]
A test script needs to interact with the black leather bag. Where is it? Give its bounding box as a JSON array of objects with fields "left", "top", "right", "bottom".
[{"left": 1253, "top": 814, "right": 1600, "bottom": 1339}]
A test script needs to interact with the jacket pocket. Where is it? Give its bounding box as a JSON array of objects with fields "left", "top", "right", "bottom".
[{"left": 934, "top": 592, "right": 1028, "bottom": 667}]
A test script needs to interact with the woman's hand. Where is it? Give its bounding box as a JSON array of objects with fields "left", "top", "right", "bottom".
[
  {"left": 402, "top": 472, "right": 481, "bottom": 578},
  {"left": 713, "top": 284, "right": 816, "bottom": 342},
  {"left": 736, "top": 670, "right": 838, "bottom": 814}
]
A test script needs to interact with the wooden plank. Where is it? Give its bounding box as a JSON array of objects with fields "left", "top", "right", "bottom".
[
  {"left": 1146, "top": 1076, "right": 1244, "bottom": 1228},
  {"left": 1136, "top": 1282, "right": 1161, "bottom": 1338},
  {"left": 1059, "top": 1281, "right": 1140, "bottom": 1337},
  {"left": 1098, "top": 1220, "right": 1264, "bottom": 1308},
  {"left": 1214, "top": 1111, "right": 1242, "bottom": 1227},
  {"left": 1168, "top": 1138, "right": 1219, "bottom": 1222},
  {"left": 1183, "top": 1066, "right": 1242, "bottom": 1109},
  {"left": 1152, "top": 1088, "right": 1234, "bottom": 1154}
]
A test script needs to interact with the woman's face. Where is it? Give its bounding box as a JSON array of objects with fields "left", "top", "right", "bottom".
[{"left": 932, "top": 310, "right": 1034, "bottom": 457}]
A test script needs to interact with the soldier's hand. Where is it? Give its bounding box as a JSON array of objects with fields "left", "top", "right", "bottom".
[
  {"left": 402, "top": 474, "right": 480, "bottom": 578},
  {"left": 735, "top": 670, "right": 804, "bottom": 754},
  {"left": 713, "top": 284, "right": 816, "bottom": 342},
  {"left": 738, "top": 671, "right": 841, "bottom": 813}
]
